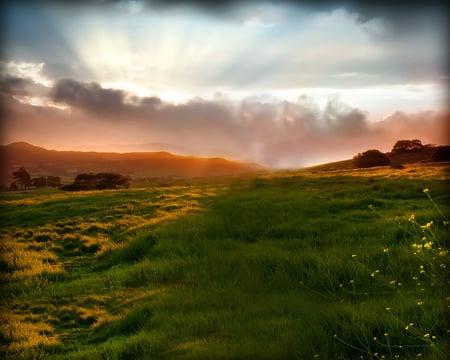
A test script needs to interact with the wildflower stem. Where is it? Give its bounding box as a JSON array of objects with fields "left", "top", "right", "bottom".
[
  {"left": 424, "top": 192, "right": 449, "bottom": 222},
  {"left": 333, "top": 334, "right": 369, "bottom": 355}
]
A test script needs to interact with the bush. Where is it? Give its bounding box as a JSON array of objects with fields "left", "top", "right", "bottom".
[
  {"left": 61, "top": 172, "right": 130, "bottom": 191},
  {"left": 353, "top": 150, "right": 391, "bottom": 168},
  {"left": 431, "top": 146, "right": 450, "bottom": 162}
]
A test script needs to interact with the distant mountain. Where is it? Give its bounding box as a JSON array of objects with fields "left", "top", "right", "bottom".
[
  {"left": 74, "top": 142, "right": 194, "bottom": 155},
  {"left": 0, "top": 142, "right": 266, "bottom": 188}
]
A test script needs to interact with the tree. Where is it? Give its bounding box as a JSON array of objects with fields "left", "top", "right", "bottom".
[
  {"left": 61, "top": 172, "right": 130, "bottom": 191},
  {"left": 96, "top": 173, "right": 130, "bottom": 189},
  {"left": 432, "top": 146, "right": 450, "bottom": 162},
  {"left": 353, "top": 150, "right": 391, "bottom": 168},
  {"left": 32, "top": 176, "right": 47, "bottom": 188},
  {"left": 12, "top": 167, "right": 32, "bottom": 189},
  {"left": 47, "top": 176, "right": 61, "bottom": 188},
  {"left": 391, "top": 139, "right": 424, "bottom": 153}
]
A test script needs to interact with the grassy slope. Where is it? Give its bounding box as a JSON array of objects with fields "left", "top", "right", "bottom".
[{"left": 0, "top": 164, "right": 449, "bottom": 359}]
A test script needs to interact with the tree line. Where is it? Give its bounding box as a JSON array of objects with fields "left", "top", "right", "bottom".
[
  {"left": 60, "top": 173, "right": 130, "bottom": 191},
  {"left": 9, "top": 167, "right": 130, "bottom": 191},
  {"left": 353, "top": 139, "right": 450, "bottom": 168},
  {"left": 10, "top": 167, "right": 61, "bottom": 190}
]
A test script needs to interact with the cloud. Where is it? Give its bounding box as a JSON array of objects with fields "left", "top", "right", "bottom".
[
  {"left": 0, "top": 74, "right": 50, "bottom": 98},
  {"left": 2, "top": 77, "right": 446, "bottom": 167},
  {"left": 51, "top": 78, "right": 126, "bottom": 113}
]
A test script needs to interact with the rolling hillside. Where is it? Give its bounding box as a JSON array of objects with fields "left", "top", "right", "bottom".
[{"left": 0, "top": 142, "right": 265, "bottom": 188}]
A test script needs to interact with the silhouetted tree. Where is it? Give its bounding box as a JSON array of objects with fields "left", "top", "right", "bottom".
[
  {"left": 96, "top": 173, "right": 130, "bottom": 189},
  {"left": 73, "top": 173, "right": 98, "bottom": 190},
  {"left": 353, "top": 150, "right": 391, "bottom": 168},
  {"left": 32, "top": 176, "right": 47, "bottom": 188},
  {"left": 391, "top": 139, "right": 424, "bottom": 152},
  {"left": 61, "top": 172, "right": 130, "bottom": 191},
  {"left": 47, "top": 176, "right": 61, "bottom": 187},
  {"left": 47, "top": 176, "right": 60, "bottom": 187},
  {"left": 432, "top": 146, "right": 450, "bottom": 162},
  {"left": 12, "top": 167, "right": 32, "bottom": 189}
]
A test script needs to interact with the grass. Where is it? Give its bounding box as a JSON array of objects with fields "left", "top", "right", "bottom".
[{"left": 0, "top": 164, "right": 449, "bottom": 359}]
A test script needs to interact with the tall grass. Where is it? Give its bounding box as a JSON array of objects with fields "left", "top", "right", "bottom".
[{"left": 0, "top": 170, "right": 449, "bottom": 359}]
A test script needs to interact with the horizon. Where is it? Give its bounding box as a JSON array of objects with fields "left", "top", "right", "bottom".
[{"left": 1, "top": 0, "right": 449, "bottom": 168}]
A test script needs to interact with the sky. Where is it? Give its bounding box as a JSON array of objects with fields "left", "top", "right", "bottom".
[{"left": 1, "top": 0, "right": 449, "bottom": 167}]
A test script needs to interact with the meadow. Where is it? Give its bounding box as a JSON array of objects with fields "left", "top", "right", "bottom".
[{"left": 0, "top": 164, "right": 449, "bottom": 359}]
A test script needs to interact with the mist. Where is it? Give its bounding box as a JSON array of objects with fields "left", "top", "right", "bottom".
[{"left": 1, "top": 77, "right": 448, "bottom": 167}]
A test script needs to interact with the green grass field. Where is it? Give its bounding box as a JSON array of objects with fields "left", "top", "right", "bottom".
[{"left": 1, "top": 164, "right": 449, "bottom": 359}]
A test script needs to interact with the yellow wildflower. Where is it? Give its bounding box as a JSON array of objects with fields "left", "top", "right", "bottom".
[
  {"left": 423, "top": 188, "right": 429, "bottom": 194},
  {"left": 423, "top": 242, "right": 433, "bottom": 250},
  {"left": 417, "top": 301, "right": 423, "bottom": 306},
  {"left": 409, "top": 214, "right": 415, "bottom": 222},
  {"left": 423, "top": 333, "right": 430, "bottom": 338},
  {"left": 385, "top": 307, "right": 392, "bottom": 312},
  {"left": 351, "top": 254, "right": 357, "bottom": 259},
  {"left": 389, "top": 280, "right": 396, "bottom": 286},
  {"left": 420, "top": 221, "right": 433, "bottom": 230},
  {"left": 383, "top": 248, "right": 389, "bottom": 253}
]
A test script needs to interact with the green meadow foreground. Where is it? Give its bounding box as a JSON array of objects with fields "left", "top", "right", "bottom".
[{"left": 1, "top": 164, "right": 449, "bottom": 359}]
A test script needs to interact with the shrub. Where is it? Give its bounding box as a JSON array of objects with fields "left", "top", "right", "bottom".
[
  {"left": 391, "top": 139, "right": 424, "bottom": 153},
  {"left": 353, "top": 150, "right": 391, "bottom": 168},
  {"left": 431, "top": 146, "right": 450, "bottom": 162},
  {"left": 61, "top": 172, "right": 130, "bottom": 191}
]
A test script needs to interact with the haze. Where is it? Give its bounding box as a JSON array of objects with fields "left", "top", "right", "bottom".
[{"left": 1, "top": 0, "right": 448, "bottom": 167}]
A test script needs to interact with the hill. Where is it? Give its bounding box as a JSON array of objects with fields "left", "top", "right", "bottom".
[
  {"left": 0, "top": 142, "right": 265, "bottom": 188},
  {"left": 300, "top": 146, "right": 449, "bottom": 173}
]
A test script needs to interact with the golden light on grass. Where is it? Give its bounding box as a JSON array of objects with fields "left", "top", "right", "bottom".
[{"left": 0, "top": 310, "right": 59, "bottom": 351}]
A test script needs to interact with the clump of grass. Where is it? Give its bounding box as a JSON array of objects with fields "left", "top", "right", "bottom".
[{"left": 333, "top": 188, "right": 449, "bottom": 359}]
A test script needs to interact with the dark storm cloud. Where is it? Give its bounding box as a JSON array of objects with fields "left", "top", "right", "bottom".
[
  {"left": 0, "top": 75, "right": 31, "bottom": 96},
  {"left": 0, "top": 74, "right": 49, "bottom": 97},
  {"left": 51, "top": 78, "right": 126, "bottom": 113},
  {"left": 129, "top": 0, "right": 449, "bottom": 22}
]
